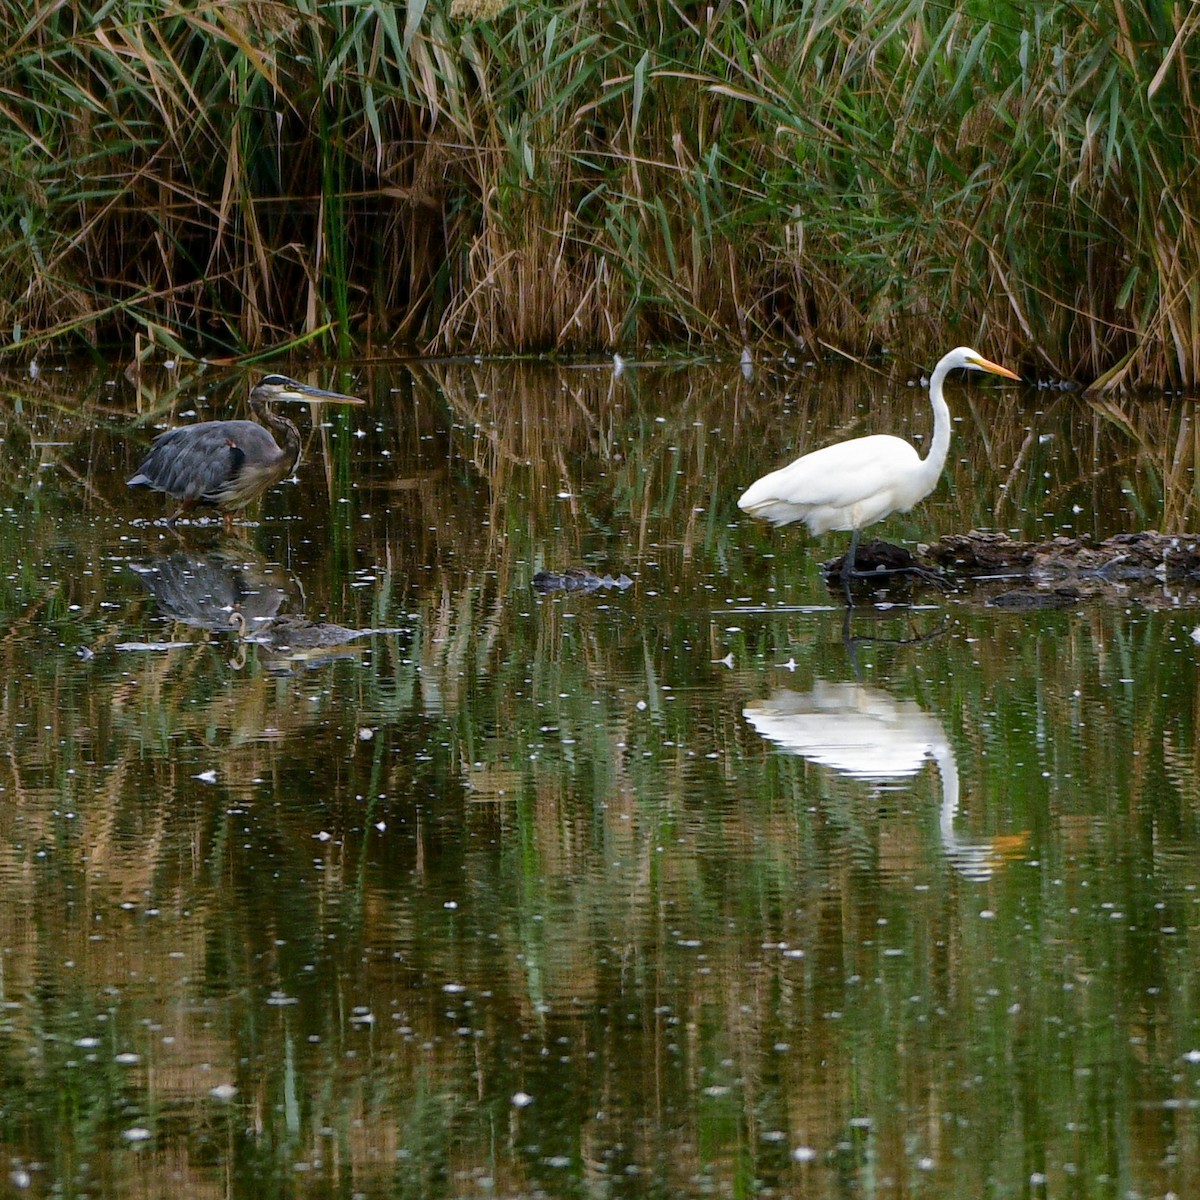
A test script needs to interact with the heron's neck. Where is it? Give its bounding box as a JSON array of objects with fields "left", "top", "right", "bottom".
[{"left": 251, "top": 396, "right": 303, "bottom": 471}]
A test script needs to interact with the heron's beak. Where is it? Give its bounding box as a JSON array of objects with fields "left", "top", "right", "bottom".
[
  {"left": 255, "top": 376, "right": 366, "bottom": 405},
  {"left": 279, "top": 381, "right": 366, "bottom": 405},
  {"left": 974, "top": 356, "right": 1021, "bottom": 381}
]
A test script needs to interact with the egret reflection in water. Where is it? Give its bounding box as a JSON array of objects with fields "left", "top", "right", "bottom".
[{"left": 744, "top": 682, "right": 1023, "bottom": 880}]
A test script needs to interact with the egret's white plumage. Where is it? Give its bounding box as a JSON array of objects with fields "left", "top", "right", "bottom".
[{"left": 738, "top": 346, "right": 1020, "bottom": 588}]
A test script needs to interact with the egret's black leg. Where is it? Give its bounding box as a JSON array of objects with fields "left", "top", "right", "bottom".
[{"left": 840, "top": 528, "right": 861, "bottom": 606}]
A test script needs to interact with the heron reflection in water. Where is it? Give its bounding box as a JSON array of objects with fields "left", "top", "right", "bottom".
[
  {"left": 744, "top": 682, "right": 1026, "bottom": 880},
  {"left": 130, "top": 546, "right": 303, "bottom": 631},
  {"left": 128, "top": 374, "right": 364, "bottom": 528},
  {"left": 127, "top": 543, "right": 405, "bottom": 673},
  {"left": 227, "top": 609, "right": 409, "bottom": 674}
]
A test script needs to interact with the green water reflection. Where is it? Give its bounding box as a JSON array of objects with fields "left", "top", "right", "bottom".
[{"left": 0, "top": 358, "right": 1198, "bottom": 1198}]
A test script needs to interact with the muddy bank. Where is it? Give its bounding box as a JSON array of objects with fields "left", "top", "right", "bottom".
[{"left": 825, "top": 532, "right": 1200, "bottom": 606}]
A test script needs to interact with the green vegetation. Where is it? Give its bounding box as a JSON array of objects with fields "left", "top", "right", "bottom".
[{"left": 2, "top": 1, "right": 1197, "bottom": 387}]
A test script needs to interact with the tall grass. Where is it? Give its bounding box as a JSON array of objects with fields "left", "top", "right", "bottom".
[{"left": 1, "top": 0, "right": 1197, "bottom": 387}]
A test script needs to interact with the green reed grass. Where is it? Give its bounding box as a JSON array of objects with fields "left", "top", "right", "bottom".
[{"left": 2, "top": 0, "right": 1197, "bottom": 388}]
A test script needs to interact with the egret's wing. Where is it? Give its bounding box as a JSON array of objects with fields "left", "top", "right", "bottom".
[
  {"left": 739, "top": 435, "right": 918, "bottom": 518},
  {"left": 128, "top": 420, "right": 277, "bottom": 502}
]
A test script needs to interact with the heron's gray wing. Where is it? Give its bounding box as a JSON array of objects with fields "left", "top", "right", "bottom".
[{"left": 128, "top": 420, "right": 280, "bottom": 502}]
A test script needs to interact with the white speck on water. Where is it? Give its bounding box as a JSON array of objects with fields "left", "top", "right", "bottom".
[{"left": 115, "top": 643, "right": 195, "bottom": 652}]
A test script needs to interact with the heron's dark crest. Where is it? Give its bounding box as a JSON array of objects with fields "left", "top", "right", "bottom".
[{"left": 127, "top": 375, "right": 364, "bottom": 529}]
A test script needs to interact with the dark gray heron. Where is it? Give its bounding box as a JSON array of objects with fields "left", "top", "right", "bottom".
[{"left": 127, "top": 374, "right": 365, "bottom": 528}]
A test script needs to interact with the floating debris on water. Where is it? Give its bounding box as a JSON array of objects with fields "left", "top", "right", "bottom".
[{"left": 532, "top": 568, "right": 634, "bottom": 594}]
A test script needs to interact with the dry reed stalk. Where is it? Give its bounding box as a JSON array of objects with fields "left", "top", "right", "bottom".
[{"left": 1, "top": 0, "right": 1198, "bottom": 388}]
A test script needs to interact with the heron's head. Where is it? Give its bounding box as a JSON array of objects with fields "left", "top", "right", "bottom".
[
  {"left": 945, "top": 347, "right": 1022, "bottom": 380},
  {"left": 251, "top": 374, "right": 365, "bottom": 405}
]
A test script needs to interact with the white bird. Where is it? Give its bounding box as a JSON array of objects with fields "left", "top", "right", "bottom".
[{"left": 737, "top": 346, "right": 1020, "bottom": 596}]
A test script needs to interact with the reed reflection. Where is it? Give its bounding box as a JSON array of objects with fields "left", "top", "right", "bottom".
[{"left": 744, "top": 680, "right": 1025, "bottom": 880}]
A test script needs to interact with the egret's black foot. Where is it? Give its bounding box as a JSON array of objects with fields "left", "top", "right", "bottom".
[{"left": 823, "top": 540, "right": 949, "bottom": 601}]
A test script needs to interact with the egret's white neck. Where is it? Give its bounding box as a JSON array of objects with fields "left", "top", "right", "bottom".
[{"left": 918, "top": 355, "right": 956, "bottom": 486}]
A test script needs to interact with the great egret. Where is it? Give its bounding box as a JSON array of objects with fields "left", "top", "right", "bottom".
[
  {"left": 128, "top": 374, "right": 364, "bottom": 528},
  {"left": 737, "top": 346, "right": 1020, "bottom": 595}
]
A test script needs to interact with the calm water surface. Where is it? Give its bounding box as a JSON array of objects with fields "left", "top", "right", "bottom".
[{"left": 1, "top": 356, "right": 1199, "bottom": 1198}]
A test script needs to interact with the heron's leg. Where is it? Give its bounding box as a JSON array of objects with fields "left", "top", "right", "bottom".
[{"left": 166, "top": 497, "right": 196, "bottom": 528}]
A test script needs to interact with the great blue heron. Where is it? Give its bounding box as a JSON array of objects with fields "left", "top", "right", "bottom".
[
  {"left": 737, "top": 346, "right": 1020, "bottom": 600},
  {"left": 127, "top": 374, "right": 365, "bottom": 528}
]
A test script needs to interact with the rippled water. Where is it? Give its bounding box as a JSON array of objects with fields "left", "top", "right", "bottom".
[{"left": 1, "top": 356, "right": 1199, "bottom": 1198}]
